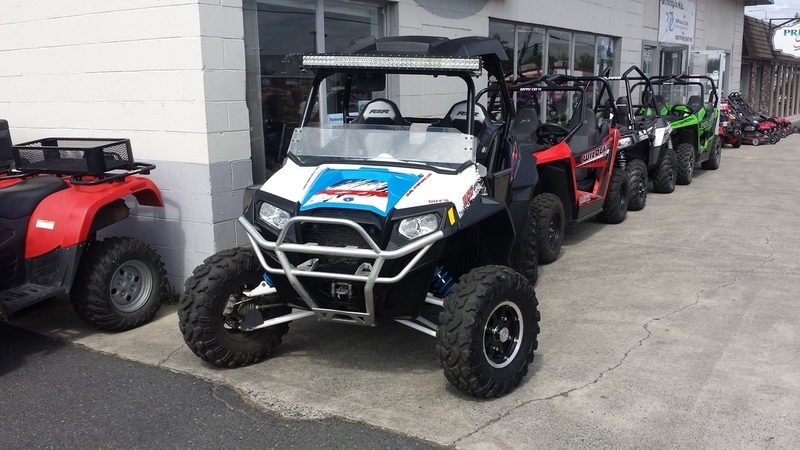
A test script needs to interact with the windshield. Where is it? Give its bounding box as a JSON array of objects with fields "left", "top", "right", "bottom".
[{"left": 288, "top": 124, "right": 477, "bottom": 171}]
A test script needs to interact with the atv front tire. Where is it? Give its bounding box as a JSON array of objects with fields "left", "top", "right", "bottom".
[
  {"left": 531, "top": 193, "right": 564, "bottom": 264},
  {"left": 701, "top": 136, "right": 722, "bottom": 170},
  {"left": 597, "top": 166, "right": 629, "bottom": 224},
  {"left": 179, "top": 247, "right": 291, "bottom": 367},
  {"left": 509, "top": 202, "right": 539, "bottom": 285},
  {"left": 676, "top": 143, "right": 695, "bottom": 185},
  {"left": 71, "top": 237, "right": 167, "bottom": 331},
  {"left": 651, "top": 146, "right": 677, "bottom": 194},
  {"left": 436, "top": 266, "right": 540, "bottom": 398},
  {"left": 625, "top": 159, "right": 647, "bottom": 211}
]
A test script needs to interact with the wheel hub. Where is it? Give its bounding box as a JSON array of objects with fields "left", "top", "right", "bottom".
[
  {"left": 492, "top": 326, "right": 511, "bottom": 343},
  {"left": 109, "top": 260, "right": 153, "bottom": 313},
  {"left": 483, "top": 301, "right": 523, "bottom": 369}
]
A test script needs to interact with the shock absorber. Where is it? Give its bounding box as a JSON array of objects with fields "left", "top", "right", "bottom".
[
  {"left": 616, "top": 148, "right": 626, "bottom": 170},
  {"left": 431, "top": 265, "right": 455, "bottom": 298}
]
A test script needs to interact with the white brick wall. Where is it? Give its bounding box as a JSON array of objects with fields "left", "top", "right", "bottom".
[{"left": 0, "top": 0, "right": 252, "bottom": 289}]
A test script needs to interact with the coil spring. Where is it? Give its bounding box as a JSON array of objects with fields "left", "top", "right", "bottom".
[{"left": 432, "top": 265, "right": 455, "bottom": 298}]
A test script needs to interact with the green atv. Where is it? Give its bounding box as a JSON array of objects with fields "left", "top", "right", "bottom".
[{"left": 647, "top": 75, "right": 721, "bottom": 185}]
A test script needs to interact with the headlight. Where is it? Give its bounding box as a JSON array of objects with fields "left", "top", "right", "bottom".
[
  {"left": 618, "top": 136, "right": 634, "bottom": 149},
  {"left": 744, "top": 126, "right": 755, "bottom": 132},
  {"left": 258, "top": 202, "right": 291, "bottom": 229},
  {"left": 398, "top": 214, "right": 439, "bottom": 239}
]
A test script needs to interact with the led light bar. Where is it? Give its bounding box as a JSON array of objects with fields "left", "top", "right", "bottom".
[{"left": 302, "top": 55, "right": 482, "bottom": 73}]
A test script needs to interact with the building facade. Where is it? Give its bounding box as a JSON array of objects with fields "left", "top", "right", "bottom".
[
  {"left": 0, "top": 0, "right": 751, "bottom": 287},
  {"left": 741, "top": 15, "right": 800, "bottom": 117}
]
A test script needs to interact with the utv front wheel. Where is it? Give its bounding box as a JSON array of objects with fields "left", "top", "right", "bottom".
[
  {"left": 701, "top": 136, "right": 722, "bottom": 170},
  {"left": 652, "top": 146, "right": 677, "bottom": 194},
  {"left": 71, "top": 237, "right": 167, "bottom": 331},
  {"left": 597, "top": 166, "right": 629, "bottom": 224},
  {"left": 625, "top": 159, "right": 647, "bottom": 211},
  {"left": 676, "top": 143, "right": 695, "bottom": 185},
  {"left": 179, "top": 247, "right": 291, "bottom": 367},
  {"left": 532, "top": 193, "right": 564, "bottom": 264},
  {"left": 436, "top": 266, "right": 540, "bottom": 398}
]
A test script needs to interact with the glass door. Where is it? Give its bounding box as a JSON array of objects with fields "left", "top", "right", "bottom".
[{"left": 660, "top": 46, "right": 687, "bottom": 76}]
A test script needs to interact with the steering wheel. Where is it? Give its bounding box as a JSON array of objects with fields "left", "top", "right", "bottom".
[
  {"left": 535, "top": 123, "right": 570, "bottom": 146},
  {"left": 670, "top": 104, "right": 691, "bottom": 117}
]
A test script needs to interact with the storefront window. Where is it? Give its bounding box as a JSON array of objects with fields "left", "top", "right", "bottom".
[
  {"left": 574, "top": 34, "right": 595, "bottom": 76},
  {"left": 598, "top": 37, "right": 614, "bottom": 76},
  {"left": 547, "top": 30, "right": 571, "bottom": 75},
  {"left": 243, "top": 0, "right": 385, "bottom": 182},
  {"left": 642, "top": 44, "right": 657, "bottom": 77}
]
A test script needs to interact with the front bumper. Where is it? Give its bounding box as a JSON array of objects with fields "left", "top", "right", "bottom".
[{"left": 238, "top": 215, "right": 444, "bottom": 326}]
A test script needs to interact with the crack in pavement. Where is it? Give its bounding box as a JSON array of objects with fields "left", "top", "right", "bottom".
[
  {"left": 158, "top": 342, "right": 185, "bottom": 366},
  {"left": 453, "top": 226, "right": 776, "bottom": 447}
]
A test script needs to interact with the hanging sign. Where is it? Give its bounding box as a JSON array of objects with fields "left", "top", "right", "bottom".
[
  {"left": 658, "top": 0, "right": 696, "bottom": 45},
  {"left": 772, "top": 24, "right": 800, "bottom": 58}
]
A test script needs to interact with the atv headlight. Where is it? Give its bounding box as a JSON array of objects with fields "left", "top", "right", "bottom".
[
  {"left": 258, "top": 202, "right": 291, "bottom": 229},
  {"left": 745, "top": 125, "right": 755, "bottom": 132},
  {"left": 398, "top": 214, "right": 439, "bottom": 240},
  {"left": 618, "top": 136, "right": 634, "bottom": 149}
]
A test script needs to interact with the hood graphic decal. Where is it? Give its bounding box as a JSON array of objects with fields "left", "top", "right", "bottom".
[{"left": 301, "top": 168, "right": 423, "bottom": 216}]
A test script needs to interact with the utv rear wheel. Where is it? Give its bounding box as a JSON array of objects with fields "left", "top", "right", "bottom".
[
  {"left": 509, "top": 203, "right": 539, "bottom": 285},
  {"left": 625, "top": 159, "right": 647, "bottom": 211},
  {"left": 71, "top": 237, "right": 167, "bottom": 331},
  {"left": 701, "top": 136, "right": 722, "bottom": 170},
  {"left": 597, "top": 166, "right": 629, "bottom": 224},
  {"left": 532, "top": 193, "right": 564, "bottom": 264},
  {"left": 179, "top": 247, "right": 291, "bottom": 367},
  {"left": 651, "top": 146, "right": 677, "bottom": 194},
  {"left": 676, "top": 143, "right": 695, "bottom": 185},
  {"left": 436, "top": 266, "right": 539, "bottom": 398}
]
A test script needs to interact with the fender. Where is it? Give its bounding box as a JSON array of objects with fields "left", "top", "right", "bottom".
[
  {"left": 25, "top": 176, "right": 163, "bottom": 258},
  {"left": 533, "top": 141, "right": 572, "bottom": 165}
]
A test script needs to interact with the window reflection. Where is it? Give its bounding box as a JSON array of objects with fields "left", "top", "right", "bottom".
[{"left": 243, "top": 0, "right": 385, "bottom": 181}]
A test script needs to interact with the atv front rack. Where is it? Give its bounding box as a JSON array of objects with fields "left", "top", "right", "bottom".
[{"left": 238, "top": 215, "right": 443, "bottom": 326}]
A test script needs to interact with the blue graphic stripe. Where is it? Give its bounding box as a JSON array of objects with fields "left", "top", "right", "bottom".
[{"left": 300, "top": 168, "right": 422, "bottom": 216}]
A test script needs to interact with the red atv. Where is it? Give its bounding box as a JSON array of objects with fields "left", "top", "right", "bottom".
[
  {"left": 504, "top": 74, "right": 627, "bottom": 263},
  {"left": 0, "top": 119, "right": 168, "bottom": 331}
]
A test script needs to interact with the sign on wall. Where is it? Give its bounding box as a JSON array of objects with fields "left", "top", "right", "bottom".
[
  {"left": 658, "top": 0, "right": 696, "bottom": 45},
  {"left": 772, "top": 24, "right": 800, "bottom": 58}
]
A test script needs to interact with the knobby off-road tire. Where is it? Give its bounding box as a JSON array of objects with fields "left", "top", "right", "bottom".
[
  {"left": 651, "top": 146, "right": 677, "bottom": 194},
  {"left": 71, "top": 237, "right": 167, "bottom": 331},
  {"left": 509, "top": 202, "right": 539, "bottom": 286},
  {"left": 701, "top": 136, "right": 722, "bottom": 170},
  {"left": 676, "top": 142, "right": 695, "bottom": 185},
  {"left": 179, "top": 247, "right": 290, "bottom": 368},
  {"left": 531, "top": 193, "right": 564, "bottom": 264},
  {"left": 435, "top": 266, "right": 540, "bottom": 398},
  {"left": 597, "top": 166, "right": 629, "bottom": 224},
  {"left": 752, "top": 137, "right": 761, "bottom": 146},
  {"left": 769, "top": 132, "right": 779, "bottom": 145},
  {"left": 625, "top": 159, "right": 647, "bottom": 211}
]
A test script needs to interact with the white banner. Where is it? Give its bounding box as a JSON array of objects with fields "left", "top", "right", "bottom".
[
  {"left": 772, "top": 24, "right": 800, "bottom": 58},
  {"left": 658, "top": 0, "right": 696, "bottom": 45}
]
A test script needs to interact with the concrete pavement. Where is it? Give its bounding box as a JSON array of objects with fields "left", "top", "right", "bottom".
[{"left": 9, "top": 136, "right": 800, "bottom": 448}]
